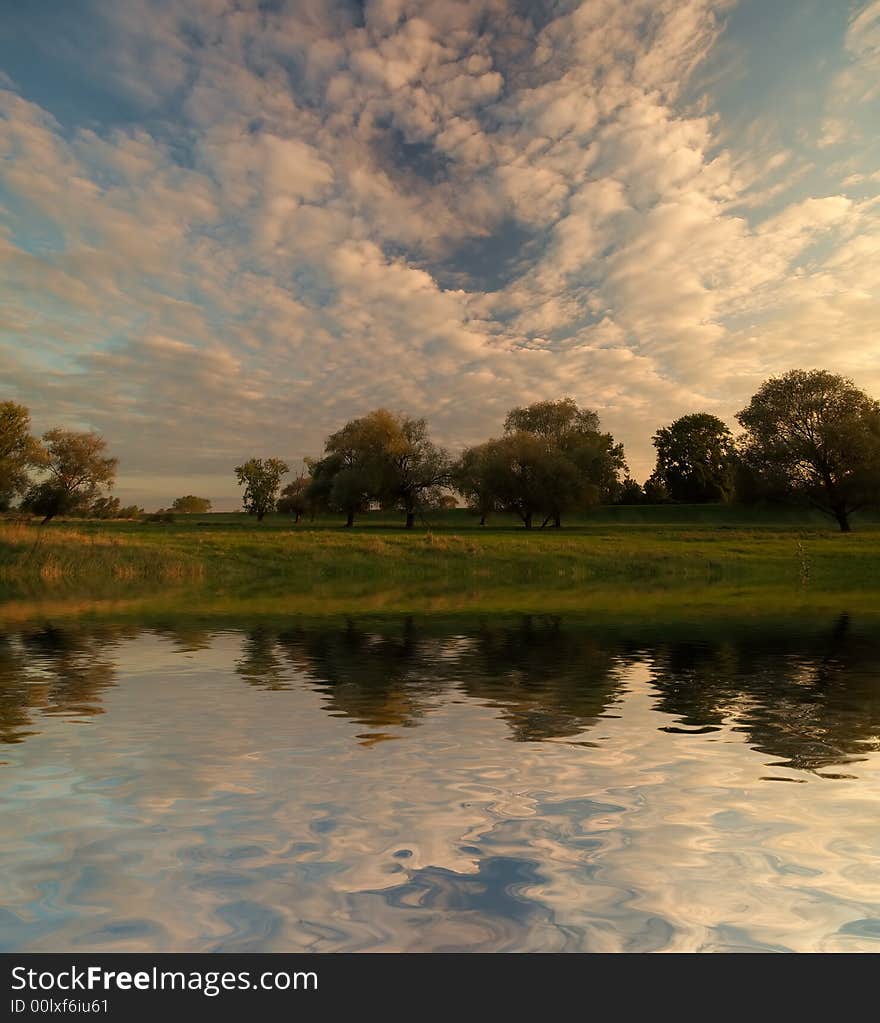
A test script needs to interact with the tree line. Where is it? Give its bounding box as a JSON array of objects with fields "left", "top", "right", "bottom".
[{"left": 2, "top": 368, "right": 879, "bottom": 532}]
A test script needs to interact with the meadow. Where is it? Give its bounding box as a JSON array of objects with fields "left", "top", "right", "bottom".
[{"left": 2, "top": 504, "right": 880, "bottom": 610}]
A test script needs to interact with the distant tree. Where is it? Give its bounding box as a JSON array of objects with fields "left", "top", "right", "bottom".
[
  {"left": 504, "top": 398, "right": 626, "bottom": 526},
  {"left": 463, "top": 432, "right": 575, "bottom": 530},
  {"left": 736, "top": 369, "right": 880, "bottom": 532},
  {"left": 0, "top": 401, "right": 44, "bottom": 509},
  {"left": 307, "top": 410, "right": 450, "bottom": 528},
  {"left": 277, "top": 473, "right": 311, "bottom": 523},
  {"left": 651, "top": 412, "right": 737, "bottom": 503},
  {"left": 642, "top": 475, "right": 670, "bottom": 504},
  {"left": 382, "top": 413, "right": 452, "bottom": 529},
  {"left": 22, "top": 429, "right": 117, "bottom": 523},
  {"left": 618, "top": 477, "right": 644, "bottom": 504},
  {"left": 117, "top": 505, "right": 143, "bottom": 519},
  {"left": 234, "top": 458, "right": 289, "bottom": 521},
  {"left": 171, "top": 495, "right": 212, "bottom": 514},
  {"left": 90, "top": 496, "right": 122, "bottom": 519}
]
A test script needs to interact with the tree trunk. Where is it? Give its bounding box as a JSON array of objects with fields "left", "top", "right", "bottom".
[
  {"left": 554, "top": 513, "right": 561, "bottom": 528},
  {"left": 294, "top": 511, "right": 301, "bottom": 524},
  {"left": 405, "top": 511, "right": 415, "bottom": 529},
  {"left": 479, "top": 514, "right": 486, "bottom": 526},
  {"left": 834, "top": 506, "right": 851, "bottom": 533},
  {"left": 257, "top": 510, "right": 265, "bottom": 522},
  {"left": 345, "top": 510, "right": 354, "bottom": 528},
  {"left": 41, "top": 514, "right": 54, "bottom": 525},
  {"left": 523, "top": 511, "right": 533, "bottom": 529}
]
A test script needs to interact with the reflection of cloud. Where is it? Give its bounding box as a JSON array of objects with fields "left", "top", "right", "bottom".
[
  {"left": 2, "top": 617, "right": 880, "bottom": 951},
  {"left": 1, "top": 3, "right": 879, "bottom": 500}
]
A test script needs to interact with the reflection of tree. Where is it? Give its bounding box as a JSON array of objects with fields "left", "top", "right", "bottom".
[
  {"left": 260, "top": 616, "right": 626, "bottom": 741},
  {"left": 455, "top": 617, "right": 625, "bottom": 741},
  {"left": 236, "top": 627, "right": 292, "bottom": 691},
  {"left": 648, "top": 615, "right": 880, "bottom": 772},
  {"left": 276, "top": 618, "right": 443, "bottom": 728},
  {"left": 0, "top": 625, "right": 119, "bottom": 744}
]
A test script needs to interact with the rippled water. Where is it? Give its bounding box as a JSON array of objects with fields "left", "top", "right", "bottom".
[{"left": 2, "top": 613, "right": 880, "bottom": 952}]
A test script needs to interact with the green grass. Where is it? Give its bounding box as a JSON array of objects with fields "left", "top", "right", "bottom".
[{"left": 2, "top": 505, "right": 880, "bottom": 607}]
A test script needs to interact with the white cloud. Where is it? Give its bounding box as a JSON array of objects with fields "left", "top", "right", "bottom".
[{"left": 1, "top": 0, "right": 879, "bottom": 505}]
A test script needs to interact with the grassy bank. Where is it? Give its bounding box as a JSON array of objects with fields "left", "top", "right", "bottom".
[{"left": 1, "top": 506, "right": 880, "bottom": 601}]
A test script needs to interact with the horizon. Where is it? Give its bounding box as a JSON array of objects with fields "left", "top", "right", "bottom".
[{"left": 2, "top": 1, "right": 879, "bottom": 509}]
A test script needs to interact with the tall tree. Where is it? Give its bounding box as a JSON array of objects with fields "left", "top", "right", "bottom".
[
  {"left": 234, "top": 458, "right": 289, "bottom": 521},
  {"left": 307, "top": 410, "right": 450, "bottom": 528},
  {"left": 736, "top": 369, "right": 880, "bottom": 532},
  {"left": 383, "top": 414, "right": 451, "bottom": 529},
  {"left": 454, "top": 442, "right": 499, "bottom": 525},
  {"left": 0, "top": 401, "right": 44, "bottom": 510},
  {"left": 651, "top": 412, "right": 737, "bottom": 503},
  {"left": 22, "top": 429, "right": 117, "bottom": 523},
  {"left": 504, "top": 398, "right": 626, "bottom": 526},
  {"left": 462, "top": 432, "right": 577, "bottom": 529}
]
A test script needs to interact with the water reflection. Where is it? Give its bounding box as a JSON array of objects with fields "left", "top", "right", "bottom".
[{"left": 2, "top": 612, "right": 880, "bottom": 951}]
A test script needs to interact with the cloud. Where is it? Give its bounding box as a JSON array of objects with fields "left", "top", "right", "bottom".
[{"left": 1, "top": 0, "right": 879, "bottom": 505}]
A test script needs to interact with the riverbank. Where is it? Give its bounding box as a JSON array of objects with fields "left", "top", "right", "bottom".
[{"left": 2, "top": 507, "right": 880, "bottom": 600}]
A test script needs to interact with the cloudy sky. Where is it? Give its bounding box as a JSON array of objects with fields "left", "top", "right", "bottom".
[{"left": 1, "top": 0, "right": 878, "bottom": 508}]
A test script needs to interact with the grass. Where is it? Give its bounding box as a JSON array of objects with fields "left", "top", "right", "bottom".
[{"left": 1, "top": 505, "right": 879, "bottom": 607}]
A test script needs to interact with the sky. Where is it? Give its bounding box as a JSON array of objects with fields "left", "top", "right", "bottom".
[{"left": 1, "top": 0, "right": 879, "bottom": 510}]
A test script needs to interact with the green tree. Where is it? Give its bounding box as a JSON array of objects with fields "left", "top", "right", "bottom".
[
  {"left": 0, "top": 401, "right": 44, "bottom": 509},
  {"left": 382, "top": 413, "right": 451, "bottom": 529},
  {"left": 22, "top": 429, "right": 117, "bottom": 523},
  {"left": 234, "top": 458, "right": 289, "bottom": 521},
  {"left": 651, "top": 412, "right": 737, "bottom": 503},
  {"left": 504, "top": 398, "right": 626, "bottom": 526},
  {"left": 618, "top": 477, "right": 644, "bottom": 504},
  {"left": 463, "top": 432, "right": 573, "bottom": 529},
  {"left": 277, "top": 473, "right": 311, "bottom": 523},
  {"left": 453, "top": 442, "right": 498, "bottom": 525},
  {"left": 171, "top": 495, "right": 212, "bottom": 514},
  {"left": 307, "top": 409, "right": 450, "bottom": 528},
  {"left": 90, "top": 496, "right": 122, "bottom": 519},
  {"left": 736, "top": 369, "right": 880, "bottom": 532}
]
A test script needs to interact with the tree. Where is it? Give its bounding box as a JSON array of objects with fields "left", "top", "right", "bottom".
[
  {"left": 651, "top": 412, "right": 737, "bottom": 503},
  {"left": 171, "top": 495, "right": 212, "bottom": 514},
  {"left": 90, "top": 496, "right": 122, "bottom": 519},
  {"left": 618, "top": 477, "right": 644, "bottom": 504},
  {"left": 234, "top": 458, "right": 289, "bottom": 521},
  {"left": 307, "top": 409, "right": 450, "bottom": 528},
  {"left": 382, "top": 414, "right": 451, "bottom": 529},
  {"left": 505, "top": 398, "right": 626, "bottom": 526},
  {"left": 453, "top": 442, "right": 499, "bottom": 525},
  {"left": 736, "top": 369, "right": 880, "bottom": 532},
  {"left": 22, "top": 428, "right": 117, "bottom": 523},
  {"left": 642, "top": 475, "right": 670, "bottom": 504},
  {"left": 277, "top": 473, "right": 311, "bottom": 523},
  {"left": 0, "top": 401, "right": 44, "bottom": 509},
  {"left": 462, "top": 432, "right": 573, "bottom": 529}
]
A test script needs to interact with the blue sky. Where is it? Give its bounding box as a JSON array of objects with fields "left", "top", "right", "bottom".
[{"left": 1, "top": 0, "right": 879, "bottom": 508}]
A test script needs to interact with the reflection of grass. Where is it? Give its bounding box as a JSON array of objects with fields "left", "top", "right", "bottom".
[
  {"left": 2, "top": 510, "right": 880, "bottom": 607},
  {"left": 2, "top": 574, "right": 880, "bottom": 629}
]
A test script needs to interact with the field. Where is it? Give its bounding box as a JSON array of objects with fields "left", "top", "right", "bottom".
[{"left": 1, "top": 505, "right": 880, "bottom": 612}]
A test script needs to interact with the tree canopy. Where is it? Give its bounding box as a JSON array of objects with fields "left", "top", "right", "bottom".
[
  {"left": 456, "top": 399, "right": 626, "bottom": 528},
  {"left": 736, "top": 369, "right": 880, "bottom": 532},
  {"left": 234, "top": 458, "right": 289, "bottom": 521},
  {"left": 307, "top": 409, "right": 450, "bottom": 527},
  {"left": 0, "top": 401, "right": 44, "bottom": 510},
  {"left": 172, "top": 495, "right": 212, "bottom": 514},
  {"left": 22, "top": 428, "right": 117, "bottom": 523},
  {"left": 651, "top": 412, "right": 737, "bottom": 503}
]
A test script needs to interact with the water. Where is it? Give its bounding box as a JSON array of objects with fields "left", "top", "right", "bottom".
[{"left": 2, "top": 613, "right": 880, "bottom": 952}]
